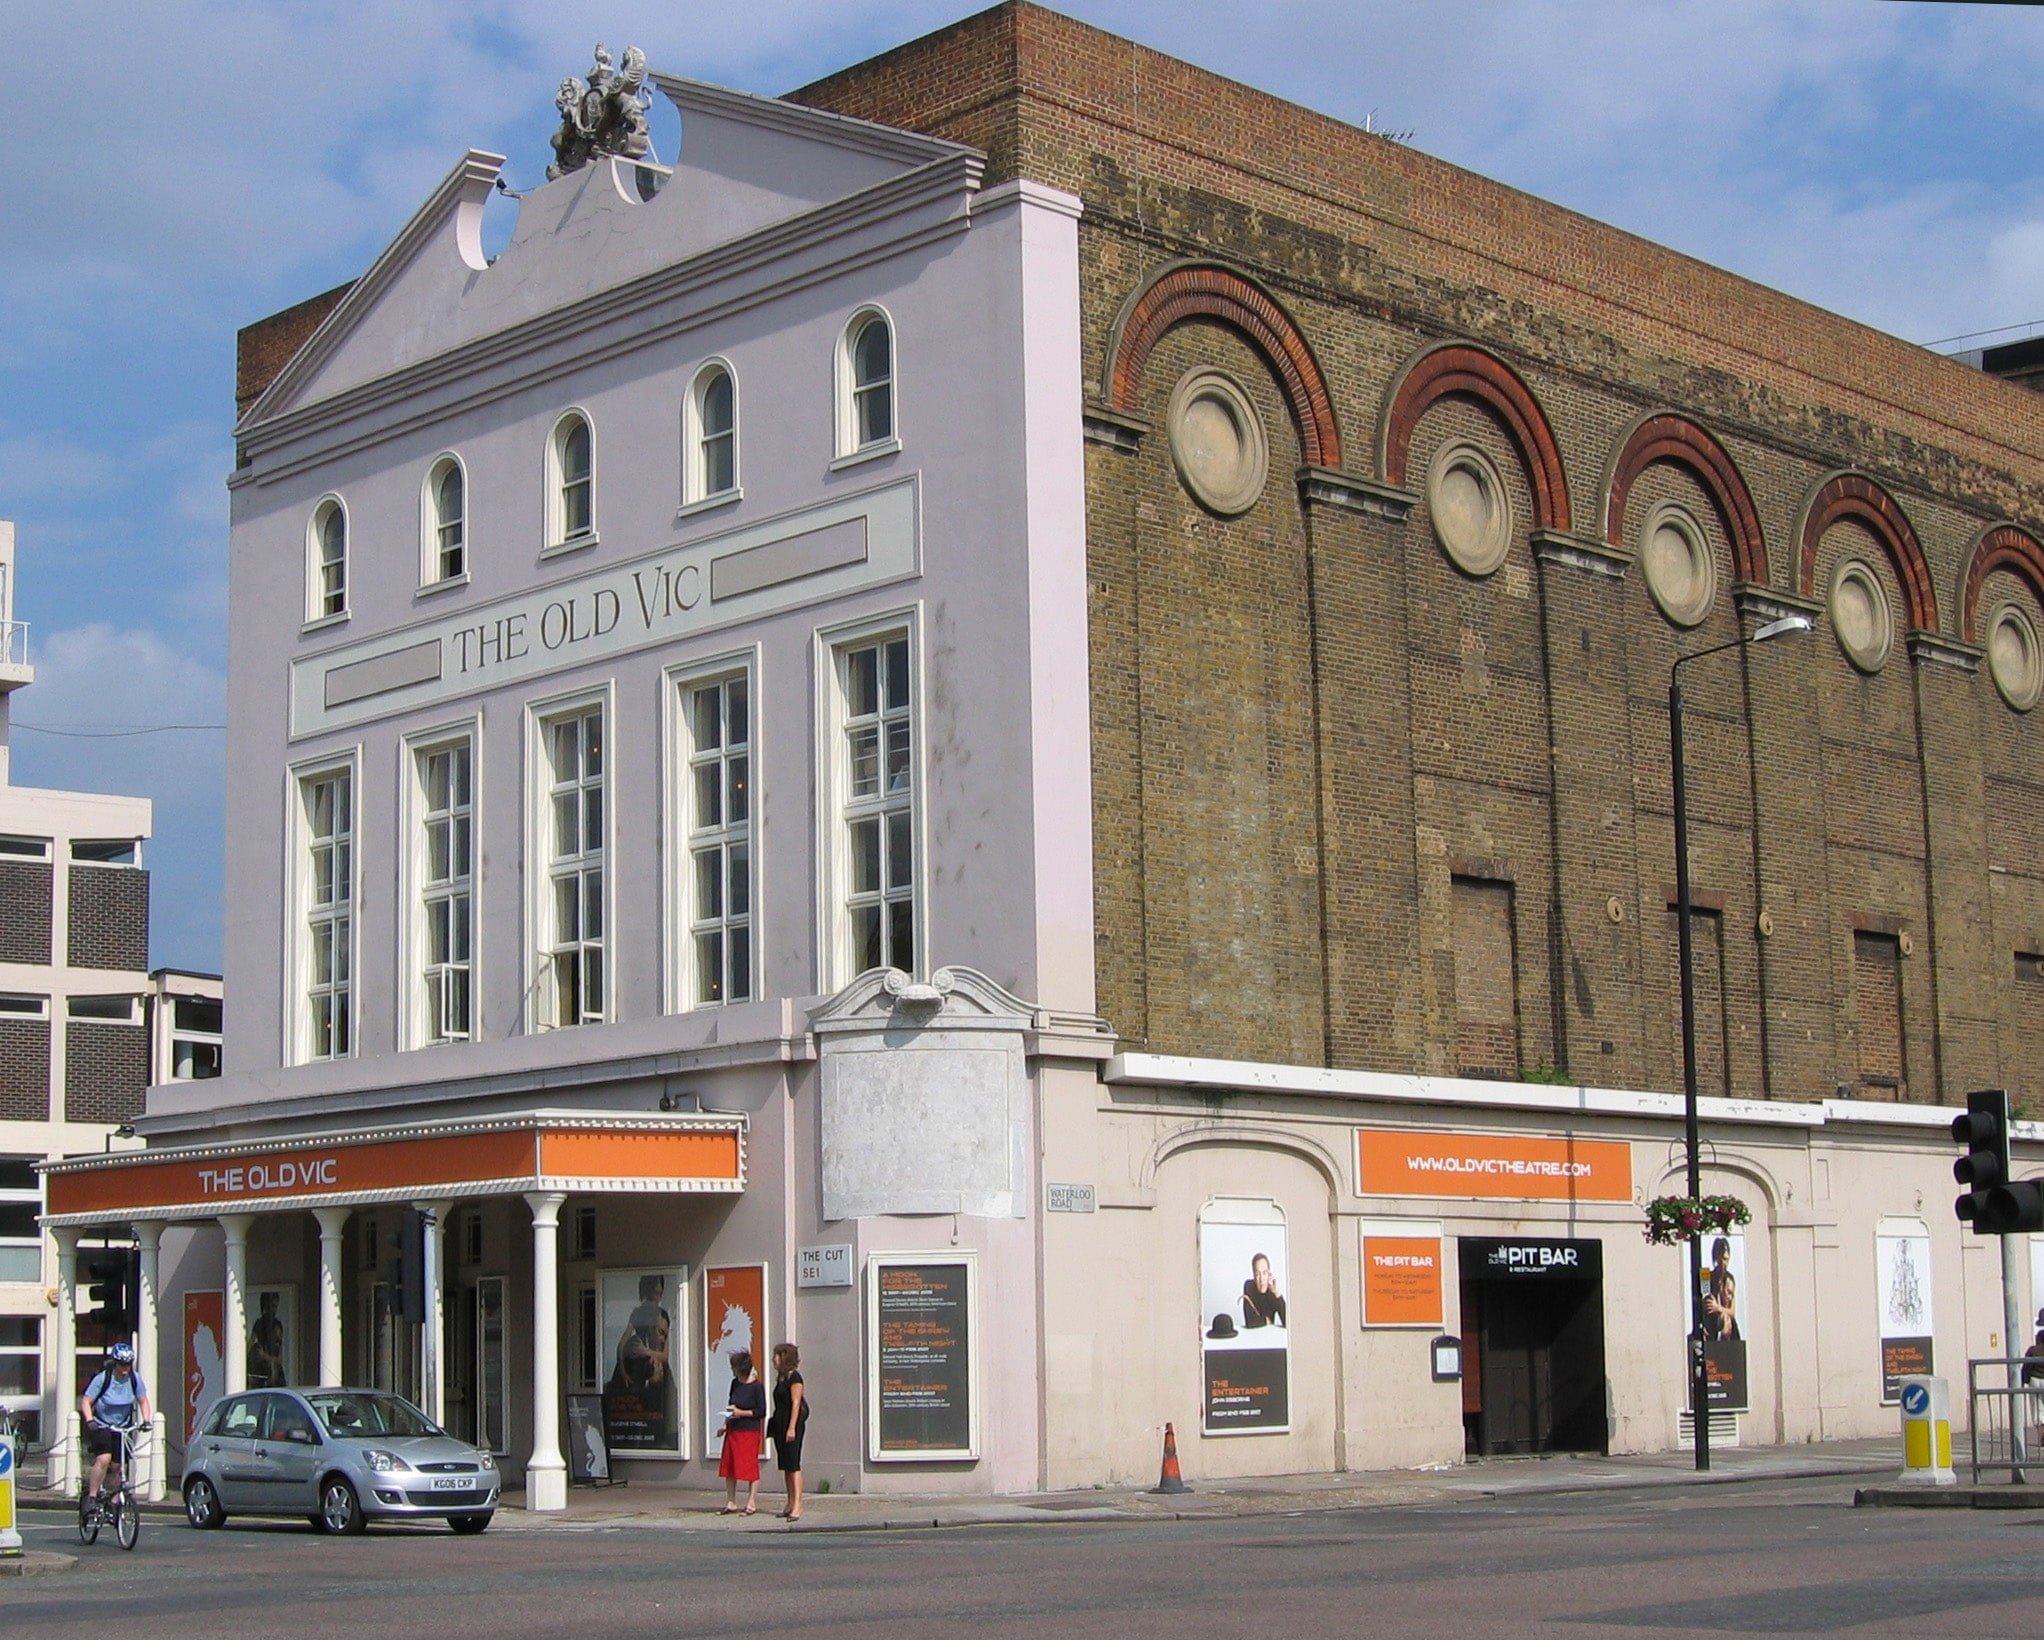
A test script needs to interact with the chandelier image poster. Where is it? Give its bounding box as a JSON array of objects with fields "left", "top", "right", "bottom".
[
  {"left": 1200, "top": 1198, "right": 1290, "bottom": 1435},
  {"left": 1876, "top": 1218, "right": 1934, "bottom": 1404}
]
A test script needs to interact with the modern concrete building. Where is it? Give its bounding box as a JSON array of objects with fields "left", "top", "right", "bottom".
[
  {"left": 39, "top": 9, "right": 2044, "bottom": 1506},
  {"left": 0, "top": 522, "right": 221, "bottom": 1447}
]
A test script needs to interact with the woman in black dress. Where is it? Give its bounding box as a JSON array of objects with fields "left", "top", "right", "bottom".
[{"left": 769, "top": 1342, "right": 808, "bottom": 1521}]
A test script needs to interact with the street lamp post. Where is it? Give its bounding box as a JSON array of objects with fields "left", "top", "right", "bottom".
[{"left": 1669, "top": 612, "right": 1811, "bottom": 1472}]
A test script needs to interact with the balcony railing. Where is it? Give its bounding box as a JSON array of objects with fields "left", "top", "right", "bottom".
[{"left": 0, "top": 619, "right": 26, "bottom": 668}]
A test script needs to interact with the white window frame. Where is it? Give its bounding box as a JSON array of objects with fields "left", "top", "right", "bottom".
[
  {"left": 420, "top": 453, "right": 470, "bottom": 591},
  {"left": 0, "top": 1157, "right": 43, "bottom": 1317},
  {"left": 0, "top": 836, "right": 50, "bottom": 861},
  {"left": 286, "top": 750, "right": 361, "bottom": 1065},
  {"left": 400, "top": 717, "right": 481, "bottom": 1049},
  {"left": 664, "top": 649, "right": 760, "bottom": 1012},
  {"left": 543, "top": 410, "right": 598, "bottom": 556},
  {"left": 525, "top": 685, "right": 614, "bottom": 1031},
  {"left": 305, "top": 495, "right": 350, "bottom": 627},
  {"left": 0, "top": 994, "right": 47, "bottom": 1018},
  {"left": 814, "top": 609, "right": 923, "bottom": 991},
  {"left": 69, "top": 838, "right": 141, "bottom": 867},
  {"left": 680, "top": 358, "right": 741, "bottom": 516},
  {"left": 66, "top": 995, "right": 138, "bottom": 1024},
  {"left": 832, "top": 305, "right": 901, "bottom": 468},
  {"left": 167, "top": 995, "right": 222, "bottom": 1080}
]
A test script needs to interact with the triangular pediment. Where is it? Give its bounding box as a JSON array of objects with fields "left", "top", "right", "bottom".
[{"left": 239, "top": 76, "right": 977, "bottom": 430}]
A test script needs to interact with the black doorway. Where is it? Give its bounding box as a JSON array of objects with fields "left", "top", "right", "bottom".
[{"left": 1458, "top": 1238, "right": 1607, "bottom": 1457}]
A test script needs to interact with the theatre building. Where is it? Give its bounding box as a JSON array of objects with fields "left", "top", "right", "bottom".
[{"left": 41, "top": 6, "right": 2044, "bottom": 1502}]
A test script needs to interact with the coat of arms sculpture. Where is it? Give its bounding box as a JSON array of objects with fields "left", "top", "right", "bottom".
[{"left": 549, "top": 44, "right": 653, "bottom": 179}]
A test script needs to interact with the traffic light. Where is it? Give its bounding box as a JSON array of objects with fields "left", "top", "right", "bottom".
[
  {"left": 1953, "top": 1088, "right": 2044, "bottom": 1235},
  {"left": 83, "top": 1248, "right": 137, "bottom": 1335},
  {"left": 381, "top": 1209, "right": 427, "bottom": 1325}
]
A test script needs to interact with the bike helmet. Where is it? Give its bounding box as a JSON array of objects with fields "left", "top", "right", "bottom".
[{"left": 108, "top": 1342, "right": 135, "bottom": 1364}]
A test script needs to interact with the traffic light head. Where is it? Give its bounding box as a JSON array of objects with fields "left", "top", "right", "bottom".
[{"left": 1954, "top": 1089, "right": 2044, "bottom": 1234}]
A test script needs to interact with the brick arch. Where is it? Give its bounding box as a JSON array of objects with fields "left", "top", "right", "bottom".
[
  {"left": 1601, "top": 411, "right": 1768, "bottom": 586},
  {"left": 1378, "top": 341, "right": 1571, "bottom": 532},
  {"left": 1795, "top": 471, "right": 1938, "bottom": 632},
  {"left": 1960, "top": 523, "right": 2044, "bottom": 644},
  {"left": 1104, "top": 260, "right": 1341, "bottom": 469}
]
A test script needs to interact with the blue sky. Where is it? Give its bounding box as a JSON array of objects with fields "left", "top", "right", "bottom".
[{"left": 4, "top": 0, "right": 2043, "bottom": 975}]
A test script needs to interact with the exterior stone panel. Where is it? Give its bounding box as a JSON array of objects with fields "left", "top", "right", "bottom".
[
  {"left": 0, "top": 861, "right": 52, "bottom": 965},
  {"left": 63, "top": 1021, "right": 146, "bottom": 1124},
  {"left": 0, "top": 1017, "right": 49, "bottom": 1121},
  {"left": 67, "top": 865, "right": 148, "bottom": 972}
]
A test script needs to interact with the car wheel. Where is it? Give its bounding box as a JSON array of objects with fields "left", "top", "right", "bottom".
[
  {"left": 449, "top": 1512, "right": 492, "bottom": 1535},
  {"left": 318, "top": 1476, "right": 367, "bottom": 1536},
  {"left": 184, "top": 1476, "right": 226, "bottom": 1530}
]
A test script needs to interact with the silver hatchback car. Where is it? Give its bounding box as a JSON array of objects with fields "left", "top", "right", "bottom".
[{"left": 182, "top": 1387, "right": 500, "bottom": 1535}]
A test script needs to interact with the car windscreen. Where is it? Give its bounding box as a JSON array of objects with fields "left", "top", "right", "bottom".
[{"left": 306, "top": 1392, "right": 443, "bottom": 1440}]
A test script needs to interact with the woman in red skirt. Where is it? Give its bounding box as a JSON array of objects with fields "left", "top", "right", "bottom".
[{"left": 717, "top": 1349, "right": 766, "bottom": 1514}]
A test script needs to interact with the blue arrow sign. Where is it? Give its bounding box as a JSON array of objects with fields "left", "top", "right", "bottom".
[{"left": 1901, "top": 1383, "right": 1930, "bottom": 1416}]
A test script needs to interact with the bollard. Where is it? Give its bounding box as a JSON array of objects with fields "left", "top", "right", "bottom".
[
  {"left": 1896, "top": 1375, "right": 1956, "bottom": 1486},
  {"left": 0, "top": 1435, "right": 19, "bottom": 1555}
]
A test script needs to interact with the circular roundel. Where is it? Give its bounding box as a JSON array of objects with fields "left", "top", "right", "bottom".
[
  {"left": 1166, "top": 368, "right": 1269, "bottom": 516},
  {"left": 1640, "top": 502, "right": 1717, "bottom": 629},
  {"left": 1987, "top": 600, "right": 2043, "bottom": 712},
  {"left": 1426, "top": 440, "right": 1513, "bottom": 577},
  {"left": 1829, "top": 558, "right": 1894, "bottom": 674}
]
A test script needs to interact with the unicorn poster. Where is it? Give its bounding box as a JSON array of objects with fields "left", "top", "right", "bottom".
[{"left": 702, "top": 1264, "right": 768, "bottom": 1453}]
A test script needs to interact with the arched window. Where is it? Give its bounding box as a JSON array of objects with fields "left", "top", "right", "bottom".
[
  {"left": 685, "top": 361, "right": 738, "bottom": 506},
  {"left": 836, "top": 309, "right": 896, "bottom": 460},
  {"left": 424, "top": 456, "right": 466, "bottom": 584},
  {"left": 308, "top": 497, "right": 348, "bottom": 623},
  {"left": 548, "top": 412, "right": 594, "bottom": 548}
]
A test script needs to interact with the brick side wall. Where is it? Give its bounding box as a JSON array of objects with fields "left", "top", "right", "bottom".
[
  {"left": 67, "top": 866, "right": 149, "bottom": 972},
  {"left": 0, "top": 861, "right": 52, "bottom": 965},
  {"left": 64, "top": 1021, "right": 146, "bottom": 1124},
  {"left": 0, "top": 1018, "right": 49, "bottom": 1121},
  {"left": 235, "top": 283, "right": 352, "bottom": 415},
  {"left": 803, "top": 2, "right": 2044, "bottom": 1105}
]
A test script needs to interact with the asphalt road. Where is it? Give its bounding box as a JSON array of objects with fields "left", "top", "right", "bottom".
[{"left": 14, "top": 1477, "right": 2044, "bottom": 1637}]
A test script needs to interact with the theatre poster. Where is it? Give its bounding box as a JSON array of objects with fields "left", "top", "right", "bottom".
[
  {"left": 867, "top": 1253, "right": 978, "bottom": 1461},
  {"left": 1876, "top": 1218, "right": 1934, "bottom": 1404},
  {"left": 1200, "top": 1198, "right": 1290, "bottom": 1435}
]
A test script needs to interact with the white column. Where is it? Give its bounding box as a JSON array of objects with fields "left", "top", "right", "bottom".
[
  {"left": 49, "top": 1226, "right": 79, "bottom": 1493},
  {"left": 524, "top": 1191, "right": 567, "bottom": 1512},
  {"left": 134, "top": 1222, "right": 165, "bottom": 1500},
  {"left": 313, "top": 1208, "right": 349, "bottom": 1389},
  {"left": 219, "top": 1214, "right": 254, "bottom": 1396},
  {"left": 416, "top": 1200, "right": 450, "bottom": 1426}
]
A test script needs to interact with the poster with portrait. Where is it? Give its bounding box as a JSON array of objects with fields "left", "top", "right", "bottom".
[
  {"left": 703, "top": 1264, "right": 767, "bottom": 1453},
  {"left": 601, "top": 1266, "right": 687, "bottom": 1457},
  {"left": 1200, "top": 1199, "right": 1290, "bottom": 1435},
  {"left": 247, "top": 1284, "right": 297, "bottom": 1389},
  {"left": 1689, "top": 1232, "right": 1748, "bottom": 1413},
  {"left": 1877, "top": 1219, "right": 1935, "bottom": 1403},
  {"left": 183, "top": 1290, "right": 224, "bottom": 1442},
  {"left": 565, "top": 1392, "right": 610, "bottom": 1482}
]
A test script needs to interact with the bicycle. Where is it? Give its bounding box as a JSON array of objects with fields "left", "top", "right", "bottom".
[{"left": 78, "top": 1423, "right": 145, "bottom": 1550}]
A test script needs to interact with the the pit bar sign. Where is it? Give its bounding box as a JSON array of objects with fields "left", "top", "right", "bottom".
[{"left": 1464, "top": 1238, "right": 1603, "bottom": 1280}]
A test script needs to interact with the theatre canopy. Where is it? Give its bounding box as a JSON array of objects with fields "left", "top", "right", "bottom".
[{"left": 39, "top": 1111, "right": 746, "bottom": 1226}]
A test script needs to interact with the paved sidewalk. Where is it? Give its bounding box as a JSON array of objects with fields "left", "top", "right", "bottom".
[{"left": 484, "top": 1436, "right": 1909, "bottom": 1534}]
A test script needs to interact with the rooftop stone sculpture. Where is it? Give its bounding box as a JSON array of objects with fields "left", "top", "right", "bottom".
[{"left": 548, "top": 43, "right": 653, "bottom": 179}]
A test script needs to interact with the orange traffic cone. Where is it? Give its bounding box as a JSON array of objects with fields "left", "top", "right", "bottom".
[{"left": 1149, "top": 1421, "right": 1191, "bottom": 1495}]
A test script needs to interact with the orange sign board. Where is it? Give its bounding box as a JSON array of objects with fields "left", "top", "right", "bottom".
[
  {"left": 1357, "top": 1128, "right": 1632, "bottom": 1203},
  {"left": 1361, "top": 1235, "right": 1444, "bottom": 1326},
  {"left": 47, "top": 1124, "right": 744, "bottom": 1219}
]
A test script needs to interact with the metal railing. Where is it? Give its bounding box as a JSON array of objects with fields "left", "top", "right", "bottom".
[
  {"left": 1967, "top": 1356, "right": 2043, "bottom": 1484},
  {"left": 0, "top": 618, "right": 26, "bottom": 668}
]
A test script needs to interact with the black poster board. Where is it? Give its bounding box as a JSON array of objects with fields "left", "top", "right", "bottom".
[
  {"left": 565, "top": 1392, "right": 617, "bottom": 1485},
  {"left": 868, "top": 1256, "right": 977, "bottom": 1460}
]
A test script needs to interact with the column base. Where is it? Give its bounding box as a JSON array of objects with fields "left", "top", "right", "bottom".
[{"left": 525, "top": 1461, "right": 568, "bottom": 1513}]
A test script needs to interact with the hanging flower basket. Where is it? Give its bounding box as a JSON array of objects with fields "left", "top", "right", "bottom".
[{"left": 1642, "top": 1193, "right": 1751, "bottom": 1246}]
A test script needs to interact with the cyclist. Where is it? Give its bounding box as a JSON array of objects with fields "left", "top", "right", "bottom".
[{"left": 80, "top": 1341, "right": 152, "bottom": 1507}]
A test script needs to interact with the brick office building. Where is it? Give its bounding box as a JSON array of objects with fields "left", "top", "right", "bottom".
[{"left": 45, "top": 8, "right": 2044, "bottom": 1503}]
